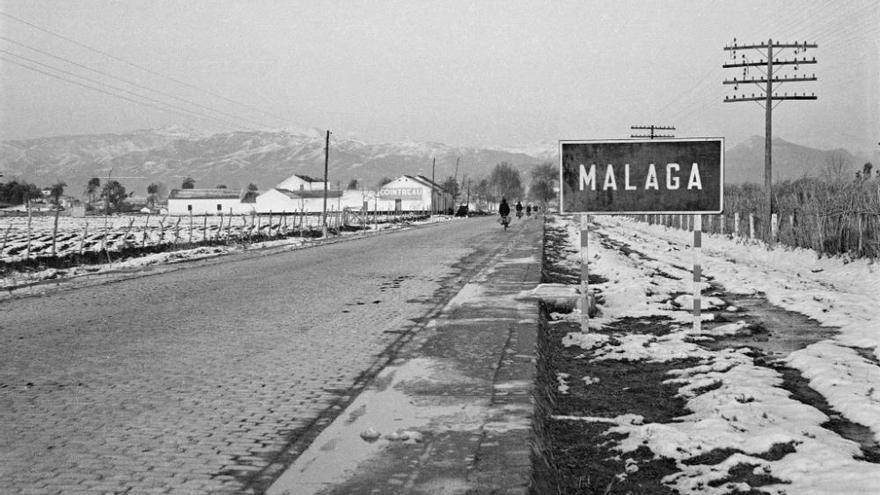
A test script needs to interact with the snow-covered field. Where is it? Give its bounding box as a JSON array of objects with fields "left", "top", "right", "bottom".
[
  {"left": 1, "top": 214, "right": 447, "bottom": 295},
  {"left": 550, "top": 214, "right": 880, "bottom": 494},
  {"left": 0, "top": 213, "right": 334, "bottom": 263}
]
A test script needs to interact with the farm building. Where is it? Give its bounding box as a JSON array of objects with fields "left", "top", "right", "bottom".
[
  {"left": 377, "top": 175, "right": 452, "bottom": 213},
  {"left": 167, "top": 188, "right": 256, "bottom": 215},
  {"left": 255, "top": 187, "right": 343, "bottom": 214},
  {"left": 275, "top": 174, "right": 328, "bottom": 192}
]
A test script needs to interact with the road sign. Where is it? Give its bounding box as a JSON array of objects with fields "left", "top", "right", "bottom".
[{"left": 559, "top": 138, "right": 724, "bottom": 214}]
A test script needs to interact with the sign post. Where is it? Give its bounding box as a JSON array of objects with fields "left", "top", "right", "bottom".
[{"left": 560, "top": 138, "right": 723, "bottom": 332}]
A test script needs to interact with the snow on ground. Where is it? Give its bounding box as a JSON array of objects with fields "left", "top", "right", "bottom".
[
  {"left": 549, "top": 214, "right": 880, "bottom": 494},
  {"left": 1, "top": 216, "right": 452, "bottom": 296}
]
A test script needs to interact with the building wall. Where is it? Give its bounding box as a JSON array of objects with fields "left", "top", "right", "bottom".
[
  {"left": 377, "top": 177, "right": 433, "bottom": 212},
  {"left": 167, "top": 197, "right": 254, "bottom": 215},
  {"left": 255, "top": 189, "right": 344, "bottom": 214}
]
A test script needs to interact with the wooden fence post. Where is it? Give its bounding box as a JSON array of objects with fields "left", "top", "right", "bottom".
[
  {"left": 51, "top": 207, "right": 60, "bottom": 257},
  {"left": 25, "top": 199, "right": 32, "bottom": 260},
  {"left": 216, "top": 213, "right": 224, "bottom": 241},
  {"left": 142, "top": 214, "right": 150, "bottom": 248},
  {"left": 749, "top": 214, "right": 755, "bottom": 240},
  {"left": 1, "top": 223, "right": 11, "bottom": 255},
  {"left": 771, "top": 213, "right": 778, "bottom": 242},
  {"left": 734, "top": 212, "right": 740, "bottom": 237},
  {"left": 202, "top": 215, "right": 208, "bottom": 243},
  {"left": 79, "top": 221, "right": 88, "bottom": 256},
  {"left": 173, "top": 218, "right": 181, "bottom": 246},
  {"left": 858, "top": 214, "right": 863, "bottom": 255},
  {"left": 268, "top": 211, "right": 273, "bottom": 237},
  {"left": 188, "top": 211, "right": 194, "bottom": 245}
]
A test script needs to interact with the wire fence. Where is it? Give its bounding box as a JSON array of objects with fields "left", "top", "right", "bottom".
[
  {"left": 629, "top": 179, "right": 880, "bottom": 259},
  {"left": 1, "top": 209, "right": 431, "bottom": 272}
]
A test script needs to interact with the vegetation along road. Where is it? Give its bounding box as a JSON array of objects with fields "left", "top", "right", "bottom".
[{"left": 0, "top": 215, "right": 526, "bottom": 494}]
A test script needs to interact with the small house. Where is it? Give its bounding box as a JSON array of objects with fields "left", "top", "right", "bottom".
[{"left": 167, "top": 188, "right": 256, "bottom": 215}]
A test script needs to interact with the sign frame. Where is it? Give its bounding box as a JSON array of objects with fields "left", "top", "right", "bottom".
[{"left": 559, "top": 137, "right": 724, "bottom": 215}]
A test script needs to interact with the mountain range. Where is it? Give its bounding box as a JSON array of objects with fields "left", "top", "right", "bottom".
[{"left": 0, "top": 127, "right": 875, "bottom": 197}]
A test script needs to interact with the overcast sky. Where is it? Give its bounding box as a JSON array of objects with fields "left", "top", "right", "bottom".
[{"left": 0, "top": 0, "right": 877, "bottom": 152}]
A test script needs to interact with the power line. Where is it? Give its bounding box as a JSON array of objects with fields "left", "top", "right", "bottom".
[
  {"left": 722, "top": 38, "right": 819, "bottom": 241},
  {"left": 0, "top": 35, "right": 273, "bottom": 129},
  {"left": 0, "top": 10, "right": 292, "bottom": 126},
  {"left": 0, "top": 54, "right": 248, "bottom": 129}
]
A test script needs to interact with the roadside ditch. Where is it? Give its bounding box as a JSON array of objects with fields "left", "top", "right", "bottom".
[{"left": 531, "top": 217, "right": 879, "bottom": 494}]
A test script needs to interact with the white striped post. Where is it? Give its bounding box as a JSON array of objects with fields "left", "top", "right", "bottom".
[
  {"left": 693, "top": 214, "right": 702, "bottom": 333},
  {"left": 580, "top": 214, "right": 590, "bottom": 333}
]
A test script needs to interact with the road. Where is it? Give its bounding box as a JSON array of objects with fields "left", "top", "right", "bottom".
[{"left": 0, "top": 216, "right": 530, "bottom": 494}]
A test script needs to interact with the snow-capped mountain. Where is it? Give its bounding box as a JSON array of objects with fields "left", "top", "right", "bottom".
[{"left": 0, "top": 128, "right": 550, "bottom": 195}]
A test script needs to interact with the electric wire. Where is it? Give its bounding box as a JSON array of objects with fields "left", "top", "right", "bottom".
[
  {"left": 0, "top": 35, "right": 273, "bottom": 129},
  {"left": 0, "top": 10, "right": 292, "bottom": 126},
  {"left": 1, "top": 54, "right": 249, "bottom": 129}
]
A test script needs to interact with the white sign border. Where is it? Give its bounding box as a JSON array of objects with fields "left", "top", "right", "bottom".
[{"left": 558, "top": 137, "right": 725, "bottom": 215}]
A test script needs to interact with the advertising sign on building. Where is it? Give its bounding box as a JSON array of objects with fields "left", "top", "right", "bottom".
[
  {"left": 378, "top": 187, "right": 423, "bottom": 201},
  {"left": 560, "top": 138, "right": 723, "bottom": 214}
]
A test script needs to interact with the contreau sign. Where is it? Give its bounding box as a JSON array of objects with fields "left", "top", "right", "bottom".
[{"left": 560, "top": 138, "right": 724, "bottom": 214}]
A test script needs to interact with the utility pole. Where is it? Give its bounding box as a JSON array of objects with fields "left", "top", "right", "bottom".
[
  {"left": 723, "top": 38, "right": 817, "bottom": 239},
  {"left": 630, "top": 125, "right": 675, "bottom": 139},
  {"left": 321, "top": 130, "right": 331, "bottom": 235}
]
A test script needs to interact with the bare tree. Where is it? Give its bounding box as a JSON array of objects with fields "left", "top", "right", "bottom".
[{"left": 821, "top": 151, "right": 849, "bottom": 183}]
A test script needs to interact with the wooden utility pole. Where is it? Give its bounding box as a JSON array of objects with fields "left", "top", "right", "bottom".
[
  {"left": 321, "top": 130, "right": 331, "bottom": 235},
  {"left": 723, "top": 39, "right": 817, "bottom": 240},
  {"left": 630, "top": 125, "right": 675, "bottom": 139}
]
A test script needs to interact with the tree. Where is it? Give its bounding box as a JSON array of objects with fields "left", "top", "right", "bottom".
[
  {"left": 473, "top": 177, "right": 492, "bottom": 206},
  {"left": 49, "top": 181, "right": 66, "bottom": 206},
  {"left": 146, "top": 183, "right": 160, "bottom": 208},
  {"left": 441, "top": 176, "right": 460, "bottom": 201},
  {"left": 0, "top": 180, "right": 40, "bottom": 205},
  {"left": 247, "top": 183, "right": 258, "bottom": 192},
  {"left": 378, "top": 177, "right": 393, "bottom": 188},
  {"left": 529, "top": 162, "right": 557, "bottom": 207},
  {"left": 85, "top": 177, "right": 101, "bottom": 207},
  {"left": 489, "top": 162, "right": 523, "bottom": 201},
  {"left": 102, "top": 180, "right": 127, "bottom": 213},
  {"left": 822, "top": 152, "right": 849, "bottom": 183},
  {"left": 181, "top": 177, "right": 195, "bottom": 189},
  {"left": 347, "top": 178, "right": 359, "bottom": 190}
]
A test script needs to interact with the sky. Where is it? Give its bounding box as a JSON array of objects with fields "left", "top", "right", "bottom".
[{"left": 0, "top": 0, "right": 877, "bottom": 153}]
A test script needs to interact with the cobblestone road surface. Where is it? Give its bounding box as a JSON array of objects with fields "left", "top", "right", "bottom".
[{"left": 0, "top": 218, "right": 512, "bottom": 494}]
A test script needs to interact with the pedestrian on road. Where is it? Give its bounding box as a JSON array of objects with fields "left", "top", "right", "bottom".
[
  {"left": 515, "top": 201, "right": 523, "bottom": 219},
  {"left": 499, "top": 198, "right": 511, "bottom": 230}
]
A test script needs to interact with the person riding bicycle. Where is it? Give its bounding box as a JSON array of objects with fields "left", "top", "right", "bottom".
[
  {"left": 515, "top": 201, "right": 523, "bottom": 218},
  {"left": 499, "top": 198, "right": 511, "bottom": 229}
]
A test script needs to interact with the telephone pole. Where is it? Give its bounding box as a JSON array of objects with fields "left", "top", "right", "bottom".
[
  {"left": 430, "top": 157, "right": 436, "bottom": 216},
  {"left": 723, "top": 38, "right": 817, "bottom": 239},
  {"left": 321, "top": 130, "right": 331, "bottom": 236},
  {"left": 630, "top": 125, "right": 675, "bottom": 139}
]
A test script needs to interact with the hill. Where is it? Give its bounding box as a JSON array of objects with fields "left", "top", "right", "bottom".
[
  {"left": 724, "top": 135, "right": 871, "bottom": 184},
  {"left": 0, "top": 127, "right": 549, "bottom": 197},
  {"left": 2, "top": 129, "right": 874, "bottom": 196}
]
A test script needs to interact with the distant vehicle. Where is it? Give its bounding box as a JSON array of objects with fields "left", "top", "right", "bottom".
[{"left": 455, "top": 205, "right": 469, "bottom": 217}]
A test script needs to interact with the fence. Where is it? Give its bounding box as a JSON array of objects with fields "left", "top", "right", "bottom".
[{"left": 1, "top": 209, "right": 431, "bottom": 270}]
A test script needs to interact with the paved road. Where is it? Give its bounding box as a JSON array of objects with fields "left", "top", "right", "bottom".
[{"left": 0, "top": 216, "right": 528, "bottom": 494}]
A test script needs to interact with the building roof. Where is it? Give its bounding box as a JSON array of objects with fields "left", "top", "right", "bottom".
[
  {"left": 274, "top": 188, "right": 343, "bottom": 199},
  {"left": 295, "top": 174, "right": 323, "bottom": 183},
  {"left": 410, "top": 175, "right": 447, "bottom": 192},
  {"left": 168, "top": 188, "right": 243, "bottom": 200}
]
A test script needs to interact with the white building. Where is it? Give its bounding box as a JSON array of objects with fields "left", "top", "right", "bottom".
[
  {"left": 275, "top": 174, "right": 328, "bottom": 192},
  {"left": 255, "top": 188, "right": 343, "bottom": 214},
  {"left": 167, "top": 188, "right": 256, "bottom": 215},
  {"left": 377, "top": 175, "right": 452, "bottom": 213}
]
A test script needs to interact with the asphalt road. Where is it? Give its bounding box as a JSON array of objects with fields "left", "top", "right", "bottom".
[{"left": 0, "top": 216, "right": 527, "bottom": 495}]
